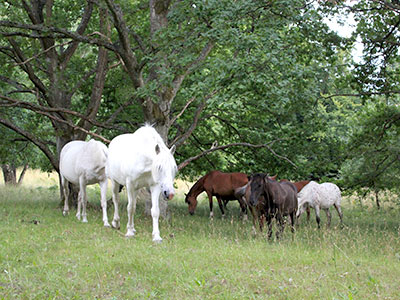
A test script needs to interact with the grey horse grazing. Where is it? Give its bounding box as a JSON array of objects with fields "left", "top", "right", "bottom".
[
  {"left": 60, "top": 140, "right": 109, "bottom": 226},
  {"left": 297, "top": 181, "right": 343, "bottom": 228}
]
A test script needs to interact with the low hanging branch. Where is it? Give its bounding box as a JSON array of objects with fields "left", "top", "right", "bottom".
[
  {"left": 177, "top": 140, "right": 296, "bottom": 170},
  {"left": 0, "top": 95, "right": 117, "bottom": 139}
]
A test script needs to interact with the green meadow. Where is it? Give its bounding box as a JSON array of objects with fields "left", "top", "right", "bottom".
[{"left": 0, "top": 171, "right": 399, "bottom": 299}]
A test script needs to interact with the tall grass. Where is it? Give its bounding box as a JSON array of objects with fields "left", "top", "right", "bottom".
[{"left": 0, "top": 171, "right": 399, "bottom": 299}]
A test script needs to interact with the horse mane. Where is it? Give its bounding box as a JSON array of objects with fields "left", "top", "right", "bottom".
[
  {"left": 152, "top": 150, "right": 177, "bottom": 181},
  {"left": 142, "top": 125, "right": 177, "bottom": 181},
  {"left": 188, "top": 173, "right": 208, "bottom": 196}
]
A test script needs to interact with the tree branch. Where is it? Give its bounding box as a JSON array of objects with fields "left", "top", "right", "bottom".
[
  {"left": 59, "top": 0, "right": 94, "bottom": 69},
  {"left": 170, "top": 96, "right": 196, "bottom": 126},
  {"left": 0, "top": 20, "right": 117, "bottom": 52},
  {"left": 170, "top": 91, "right": 216, "bottom": 147},
  {"left": 0, "top": 94, "right": 115, "bottom": 136},
  {"left": 6, "top": 37, "right": 48, "bottom": 100},
  {"left": 177, "top": 140, "right": 296, "bottom": 170},
  {"left": 0, "top": 117, "right": 58, "bottom": 170}
]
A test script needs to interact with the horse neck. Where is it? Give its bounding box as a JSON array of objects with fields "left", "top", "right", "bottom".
[
  {"left": 188, "top": 176, "right": 206, "bottom": 198},
  {"left": 265, "top": 179, "right": 278, "bottom": 202}
]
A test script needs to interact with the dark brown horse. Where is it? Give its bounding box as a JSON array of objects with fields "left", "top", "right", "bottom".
[
  {"left": 281, "top": 179, "right": 311, "bottom": 221},
  {"left": 185, "top": 170, "right": 248, "bottom": 218},
  {"left": 244, "top": 174, "right": 298, "bottom": 239}
]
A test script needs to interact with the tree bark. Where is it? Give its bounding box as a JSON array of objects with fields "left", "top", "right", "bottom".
[
  {"left": 16, "top": 164, "right": 28, "bottom": 185},
  {"left": 375, "top": 189, "right": 380, "bottom": 209},
  {"left": 2, "top": 164, "right": 17, "bottom": 185}
]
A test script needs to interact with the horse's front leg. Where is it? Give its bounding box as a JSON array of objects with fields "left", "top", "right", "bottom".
[
  {"left": 276, "top": 212, "right": 285, "bottom": 240},
  {"left": 266, "top": 213, "right": 273, "bottom": 239},
  {"left": 315, "top": 206, "right": 321, "bottom": 229},
  {"left": 289, "top": 212, "right": 296, "bottom": 234},
  {"left": 306, "top": 205, "right": 311, "bottom": 222},
  {"left": 250, "top": 206, "right": 258, "bottom": 235},
  {"left": 111, "top": 180, "right": 121, "bottom": 230},
  {"left": 99, "top": 179, "right": 110, "bottom": 227},
  {"left": 259, "top": 213, "right": 265, "bottom": 232},
  {"left": 76, "top": 190, "right": 82, "bottom": 221},
  {"left": 78, "top": 177, "right": 88, "bottom": 223},
  {"left": 150, "top": 185, "right": 162, "bottom": 243},
  {"left": 238, "top": 196, "right": 248, "bottom": 221},
  {"left": 125, "top": 181, "right": 137, "bottom": 237}
]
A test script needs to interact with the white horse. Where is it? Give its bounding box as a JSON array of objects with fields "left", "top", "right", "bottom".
[
  {"left": 296, "top": 181, "right": 343, "bottom": 228},
  {"left": 60, "top": 140, "right": 110, "bottom": 226},
  {"left": 106, "top": 125, "right": 177, "bottom": 243}
]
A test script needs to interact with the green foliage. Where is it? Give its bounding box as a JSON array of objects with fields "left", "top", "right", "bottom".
[
  {"left": 172, "top": 0, "right": 353, "bottom": 180},
  {"left": 340, "top": 99, "right": 400, "bottom": 197}
]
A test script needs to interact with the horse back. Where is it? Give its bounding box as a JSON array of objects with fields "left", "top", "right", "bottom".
[
  {"left": 318, "top": 182, "right": 341, "bottom": 207},
  {"left": 204, "top": 171, "right": 248, "bottom": 197},
  {"left": 269, "top": 180, "right": 298, "bottom": 214},
  {"left": 60, "top": 140, "right": 108, "bottom": 184}
]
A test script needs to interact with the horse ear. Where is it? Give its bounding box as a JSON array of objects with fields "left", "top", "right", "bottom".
[
  {"left": 155, "top": 144, "right": 160, "bottom": 155},
  {"left": 170, "top": 144, "right": 176, "bottom": 155}
]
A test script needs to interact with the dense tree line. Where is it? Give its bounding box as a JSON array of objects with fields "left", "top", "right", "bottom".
[{"left": 1, "top": 0, "right": 400, "bottom": 207}]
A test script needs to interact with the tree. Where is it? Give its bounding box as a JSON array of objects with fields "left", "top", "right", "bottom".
[
  {"left": 0, "top": 1, "right": 109, "bottom": 171},
  {"left": 1, "top": 1, "right": 355, "bottom": 196},
  {"left": 314, "top": 1, "right": 400, "bottom": 207}
]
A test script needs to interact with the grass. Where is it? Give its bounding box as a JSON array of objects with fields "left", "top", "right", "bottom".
[{"left": 0, "top": 170, "right": 400, "bottom": 299}]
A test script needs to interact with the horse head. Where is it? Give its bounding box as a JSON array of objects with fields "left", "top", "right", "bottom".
[
  {"left": 152, "top": 144, "right": 178, "bottom": 200},
  {"left": 296, "top": 196, "right": 309, "bottom": 218},
  {"left": 185, "top": 193, "right": 197, "bottom": 215},
  {"left": 247, "top": 173, "right": 267, "bottom": 207}
]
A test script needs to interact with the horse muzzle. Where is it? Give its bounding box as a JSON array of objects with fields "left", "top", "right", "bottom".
[
  {"left": 163, "top": 190, "right": 174, "bottom": 200},
  {"left": 250, "top": 198, "right": 258, "bottom": 207}
]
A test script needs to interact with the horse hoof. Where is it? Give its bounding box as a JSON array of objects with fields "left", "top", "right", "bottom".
[
  {"left": 62, "top": 211, "right": 68, "bottom": 216},
  {"left": 112, "top": 220, "right": 120, "bottom": 230},
  {"left": 125, "top": 231, "right": 135, "bottom": 238},
  {"left": 243, "top": 215, "right": 248, "bottom": 222},
  {"left": 82, "top": 219, "right": 88, "bottom": 223},
  {"left": 104, "top": 222, "right": 111, "bottom": 228},
  {"left": 152, "top": 237, "right": 163, "bottom": 243}
]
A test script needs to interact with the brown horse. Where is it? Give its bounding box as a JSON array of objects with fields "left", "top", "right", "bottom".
[
  {"left": 185, "top": 170, "right": 248, "bottom": 218},
  {"left": 244, "top": 174, "right": 297, "bottom": 239}
]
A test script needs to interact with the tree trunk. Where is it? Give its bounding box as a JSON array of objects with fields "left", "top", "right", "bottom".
[
  {"left": 16, "top": 164, "right": 28, "bottom": 185},
  {"left": 375, "top": 190, "right": 380, "bottom": 210},
  {"left": 2, "top": 164, "right": 17, "bottom": 185}
]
